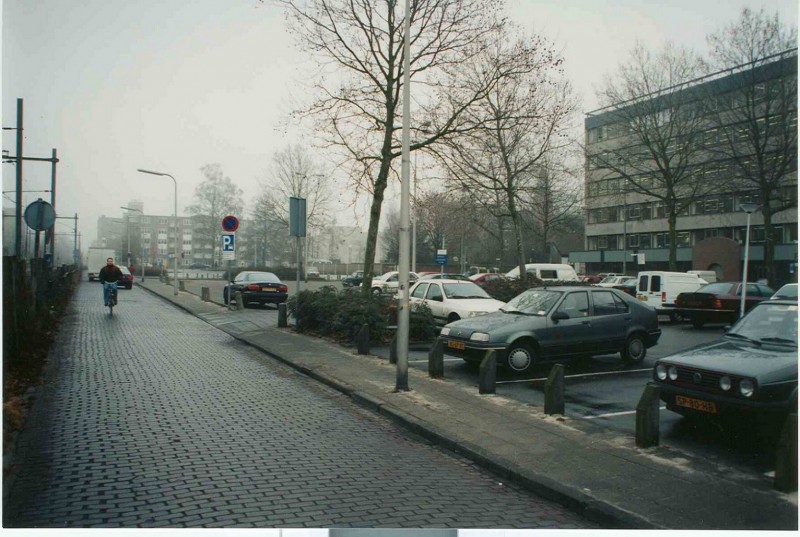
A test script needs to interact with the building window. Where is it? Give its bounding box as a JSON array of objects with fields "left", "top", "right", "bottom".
[
  {"left": 677, "top": 232, "right": 691, "bottom": 247},
  {"left": 141, "top": 217, "right": 150, "bottom": 224},
  {"left": 597, "top": 236, "right": 609, "bottom": 250},
  {"left": 627, "top": 234, "right": 639, "bottom": 248},
  {"left": 158, "top": 218, "right": 168, "bottom": 225},
  {"left": 627, "top": 206, "right": 641, "bottom": 220}
]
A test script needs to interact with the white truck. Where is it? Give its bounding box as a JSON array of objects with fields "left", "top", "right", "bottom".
[{"left": 86, "top": 247, "right": 116, "bottom": 281}]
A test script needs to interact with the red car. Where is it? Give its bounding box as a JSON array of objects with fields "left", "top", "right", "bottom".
[
  {"left": 468, "top": 273, "right": 507, "bottom": 284},
  {"left": 673, "top": 282, "right": 775, "bottom": 328}
]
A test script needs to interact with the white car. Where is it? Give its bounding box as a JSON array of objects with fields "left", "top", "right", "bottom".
[
  {"left": 596, "top": 275, "right": 636, "bottom": 288},
  {"left": 409, "top": 279, "right": 505, "bottom": 326},
  {"left": 771, "top": 283, "right": 798, "bottom": 300},
  {"left": 370, "top": 271, "right": 419, "bottom": 294}
]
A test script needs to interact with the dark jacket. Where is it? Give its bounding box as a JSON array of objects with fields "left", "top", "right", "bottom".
[{"left": 99, "top": 265, "right": 123, "bottom": 283}]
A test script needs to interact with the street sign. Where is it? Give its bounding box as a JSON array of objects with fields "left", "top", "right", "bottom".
[
  {"left": 222, "top": 233, "right": 235, "bottom": 260},
  {"left": 638, "top": 253, "right": 646, "bottom": 265},
  {"left": 436, "top": 249, "right": 448, "bottom": 266},
  {"left": 289, "top": 197, "right": 307, "bottom": 237},
  {"left": 24, "top": 199, "right": 56, "bottom": 231},
  {"left": 221, "top": 215, "right": 239, "bottom": 233}
]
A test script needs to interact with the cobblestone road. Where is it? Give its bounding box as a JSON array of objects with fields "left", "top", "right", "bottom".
[{"left": 4, "top": 281, "right": 593, "bottom": 529}]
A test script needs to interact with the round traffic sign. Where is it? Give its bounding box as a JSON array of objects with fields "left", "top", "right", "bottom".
[
  {"left": 24, "top": 199, "right": 56, "bottom": 231},
  {"left": 221, "top": 215, "right": 239, "bottom": 232}
]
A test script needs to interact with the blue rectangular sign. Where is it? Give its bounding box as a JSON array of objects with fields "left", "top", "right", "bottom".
[{"left": 222, "top": 233, "right": 235, "bottom": 252}]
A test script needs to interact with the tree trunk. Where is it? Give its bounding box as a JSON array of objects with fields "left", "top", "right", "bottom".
[
  {"left": 667, "top": 213, "right": 678, "bottom": 271},
  {"left": 761, "top": 196, "right": 777, "bottom": 288},
  {"left": 361, "top": 160, "right": 392, "bottom": 292}
]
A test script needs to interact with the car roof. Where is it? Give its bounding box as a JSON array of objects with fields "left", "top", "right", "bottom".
[{"left": 415, "top": 278, "right": 476, "bottom": 284}]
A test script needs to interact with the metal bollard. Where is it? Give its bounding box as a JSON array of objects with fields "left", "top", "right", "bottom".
[
  {"left": 389, "top": 333, "right": 398, "bottom": 364},
  {"left": 544, "top": 363, "right": 565, "bottom": 415},
  {"left": 356, "top": 323, "right": 370, "bottom": 355},
  {"left": 635, "top": 384, "right": 660, "bottom": 448},
  {"left": 278, "top": 303, "right": 288, "bottom": 327},
  {"left": 201, "top": 287, "right": 210, "bottom": 301},
  {"left": 478, "top": 350, "right": 496, "bottom": 394},
  {"left": 775, "top": 413, "right": 798, "bottom": 492},
  {"left": 428, "top": 339, "right": 444, "bottom": 378},
  {"left": 234, "top": 291, "right": 244, "bottom": 310}
]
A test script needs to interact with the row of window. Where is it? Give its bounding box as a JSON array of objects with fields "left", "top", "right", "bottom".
[{"left": 587, "top": 224, "right": 798, "bottom": 251}]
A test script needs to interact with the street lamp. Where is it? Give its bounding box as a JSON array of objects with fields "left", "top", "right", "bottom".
[
  {"left": 121, "top": 206, "right": 145, "bottom": 282},
  {"left": 738, "top": 203, "right": 759, "bottom": 319},
  {"left": 137, "top": 169, "right": 178, "bottom": 296}
]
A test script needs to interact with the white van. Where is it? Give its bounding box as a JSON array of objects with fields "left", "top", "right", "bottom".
[
  {"left": 636, "top": 271, "right": 708, "bottom": 316},
  {"left": 505, "top": 263, "right": 579, "bottom": 282},
  {"left": 687, "top": 270, "right": 718, "bottom": 283}
]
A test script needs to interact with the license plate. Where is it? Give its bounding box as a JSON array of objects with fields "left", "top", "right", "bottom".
[
  {"left": 636, "top": 295, "right": 647, "bottom": 301},
  {"left": 675, "top": 395, "right": 717, "bottom": 414},
  {"left": 262, "top": 287, "right": 276, "bottom": 292},
  {"left": 447, "top": 340, "right": 465, "bottom": 350}
]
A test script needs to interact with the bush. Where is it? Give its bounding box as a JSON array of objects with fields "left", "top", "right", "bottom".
[
  {"left": 481, "top": 275, "right": 592, "bottom": 303},
  {"left": 409, "top": 302, "right": 436, "bottom": 342}
]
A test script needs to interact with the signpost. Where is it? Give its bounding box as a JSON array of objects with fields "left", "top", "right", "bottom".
[
  {"left": 221, "top": 216, "right": 239, "bottom": 308},
  {"left": 24, "top": 198, "right": 56, "bottom": 260},
  {"left": 289, "top": 197, "right": 307, "bottom": 295},
  {"left": 436, "top": 249, "right": 447, "bottom": 274}
]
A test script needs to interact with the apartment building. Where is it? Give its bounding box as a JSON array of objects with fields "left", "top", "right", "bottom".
[{"left": 570, "top": 51, "right": 797, "bottom": 285}]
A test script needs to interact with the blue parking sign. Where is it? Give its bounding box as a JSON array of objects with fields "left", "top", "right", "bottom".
[{"left": 222, "top": 233, "right": 235, "bottom": 252}]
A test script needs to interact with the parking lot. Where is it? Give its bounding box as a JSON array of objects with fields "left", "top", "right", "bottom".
[{"left": 179, "top": 276, "right": 783, "bottom": 482}]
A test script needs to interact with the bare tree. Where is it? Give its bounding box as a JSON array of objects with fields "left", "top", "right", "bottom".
[
  {"left": 527, "top": 152, "right": 583, "bottom": 256},
  {"left": 380, "top": 209, "right": 401, "bottom": 263},
  {"left": 592, "top": 43, "right": 710, "bottom": 269},
  {"left": 705, "top": 8, "right": 797, "bottom": 286},
  {"left": 187, "top": 164, "right": 244, "bottom": 268},
  {"left": 279, "top": 0, "right": 531, "bottom": 290},
  {"left": 435, "top": 29, "right": 577, "bottom": 278}
]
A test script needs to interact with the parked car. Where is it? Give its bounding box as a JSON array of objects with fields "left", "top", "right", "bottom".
[
  {"left": 342, "top": 271, "right": 365, "bottom": 288},
  {"left": 223, "top": 271, "right": 288, "bottom": 307},
  {"left": 505, "top": 263, "right": 579, "bottom": 282},
  {"left": 438, "top": 286, "right": 661, "bottom": 375},
  {"left": 672, "top": 282, "right": 775, "bottom": 328},
  {"left": 652, "top": 299, "right": 797, "bottom": 427},
  {"left": 418, "top": 273, "right": 471, "bottom": 281},
  {"left": 613, "top": 278, "right": 638, "bottom": 297},
  {"left": 771, "top": 283, "right": 798, "bottom": 301},
  {"left": 470, "top": 273, "right": 508, "bottom": 285},
  {"left": 370, "top": 271, "right": 419, "bottom": 294},
  {"left": 409, "top": 279, "right": 505, "bottom": 326},
  {"left": 118, "top": 266, "right": 134, "bottom": 290},
  {"left": 189, "top": 262, "right": 212, "bottom": 270},
  {"left": 596, "top": 275, "right": 636, "bottom": 288},
  {"left": 578, "top": 274, "right": 604, "bottom": 284},
  {"left": 636, "top": 271, "right": 708, "bottom": 321}
]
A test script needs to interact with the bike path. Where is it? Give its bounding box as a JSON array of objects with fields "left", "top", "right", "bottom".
[{"left": 138, "top": 280, "right": 798, "bottom": 530}]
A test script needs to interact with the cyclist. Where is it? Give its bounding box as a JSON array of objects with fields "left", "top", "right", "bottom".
[{"left": 98, "top": 257, "right": 123, "bottom": 307}]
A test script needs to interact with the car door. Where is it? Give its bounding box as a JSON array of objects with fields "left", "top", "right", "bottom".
[
  {"left": 424, "top": 282, "right": 447, "bottom": 324},
  {"left": 586, "top": 290, "right": 629, "bottom": 353},
  {"left": 546, "top": 291, "right": 592, "bottom": 357},
  {"left": 409, "top": 282, "right": 429, "bottom": 309}
]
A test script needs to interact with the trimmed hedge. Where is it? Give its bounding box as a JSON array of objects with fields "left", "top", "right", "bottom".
[{"left": 481, "top": 275, "right": 593, "bottom": 303}]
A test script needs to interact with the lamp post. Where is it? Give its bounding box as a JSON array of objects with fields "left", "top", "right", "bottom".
[
  {"left": 121, "top": 206, "right": 145, "bottom": 282},
  {"left": 738, "top": 203, "right": 760, "bottom": 319},
  {"left": 137, "top": 169, "right": 178, "bottom": 296}
]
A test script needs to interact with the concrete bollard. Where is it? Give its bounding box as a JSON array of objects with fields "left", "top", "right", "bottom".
[
  {"left": 234, "top": 291, "right": 244, "bottom": 310},
  {"left": 389, "top": 333, "right": 398, "bottom": 364},
  {"left": 775, "top": 413, "right": 798, "bottom": 492},
  {"left": 356, "top": 323, "right": 370, "bottom": 355},
  {"left": 635, "top": 384, "right": 660, "bottom": 448},
  {"left": 201, "top": 287, "right": 210, "bottom": 301},
  {"left": 278, "top": 303, "right": 288, "bottom": 327},
  {"left": 544, "top": 363, "right": 565, "bottom": 416},
  {"left": 428, "top": 339, "right": 444, "bottom": 378},
  {"left": 478, "top": 350, "right": 496, "bottom": 394},
  {"left": 178, "top": 280, "right": 186, "bottom": 292}
]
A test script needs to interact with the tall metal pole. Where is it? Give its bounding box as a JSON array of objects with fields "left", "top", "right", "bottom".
[
  {"left": 395, "top": 0, "right": 412, "bottom": 391},
  {"left": 73, "top": 213, "right": 78, "bottom": 266},
  {"left": 412, "top": 150, "right": 417, "bottom": 274},
  {"left": 15, "top": 99, "right": 23, "bottom": 257},
  {"left": 739, "top": 211, "right": 752, "bottom": 319},
  {"left": 49, "top": 148, "right": 57, "bottom": 258},
  {"left": 173, "top": 177, "right": 178, "bottom": 295},
  {"left": 622, "top": 185, "right": 627, "bottom": 275}
]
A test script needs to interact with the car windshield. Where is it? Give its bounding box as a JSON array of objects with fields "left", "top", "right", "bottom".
[
  {"left": 443, "top": 282, "right": 491, "bottom": 299},
  {"left": 245, "top": 272, "right": 280, "bottom": 282},
  {"left": 697, "top": 282, "right": 734, "bottom": 294},
  {"left": 599, "top": 275, "right": 618, "bottom": 284},
  {"left": 501, "top": 289, "right": 561, "bottom": 315},
  {"left": 775, "top": 285, "right": 798, "bottom": 299},
  {"left": 728, "top": 303, "right": 798, "bottom": 346},
  {"left": 120, "top": 267, "right": 131, "bottom": 275}
]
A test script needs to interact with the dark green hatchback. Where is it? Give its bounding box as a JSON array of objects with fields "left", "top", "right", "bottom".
[{"left": 439, "top": 286, "right": 661, "bottom": 375}]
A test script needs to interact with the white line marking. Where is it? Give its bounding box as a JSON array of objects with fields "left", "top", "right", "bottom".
[
  {"left": 580, "top": 407, "right": 667, "bottom": 420},
  {"left": 496, "top": 367, "right": 652, "bottom": 384}
]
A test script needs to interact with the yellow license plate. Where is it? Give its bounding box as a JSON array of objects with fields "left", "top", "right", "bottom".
[
  {"left": 447, "top": 340, "right": 465, "bottom": 350},
  {"left": 262, "top": 287, "right": 276, "bottom": 292},
  {"left": 676, "top": 395, "right": 717, "bottom": 414},
  {"left": 636, "top": 295, "right": 647, "bottom": 301}
]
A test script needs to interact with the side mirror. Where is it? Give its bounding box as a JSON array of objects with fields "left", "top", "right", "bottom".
[{"left": 552, "top": 311, "right": 569, "bottom": 321}]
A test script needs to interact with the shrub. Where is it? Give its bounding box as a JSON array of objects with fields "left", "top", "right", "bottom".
[
  {"left": 409, "top": 302, "right": 436, "bottom": 341},
  {"left": 481, "top": 275, "right": 592, "bottom": 302}
]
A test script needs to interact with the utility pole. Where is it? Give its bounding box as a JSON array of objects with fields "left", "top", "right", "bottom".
[
  {"left": 15, "top": 99, "right": 23, "bottom": 257},
  {"left": 49, "top": 148, "right": 57, "bottom": 259}
]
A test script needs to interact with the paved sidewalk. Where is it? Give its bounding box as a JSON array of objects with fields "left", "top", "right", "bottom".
[{"left": 140, "top": 279, "right": 798, "bottom": 530}]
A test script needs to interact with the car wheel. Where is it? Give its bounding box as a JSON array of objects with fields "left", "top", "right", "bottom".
[
  {"left": 669, "top": 312, "right": 684, "bottom": 323},
  {"left": 447, "top": 313, "right": 461, "bottom": 323},
  {"left": 621, "top": 333, "right": 647, "bottom": 363},
  {"left": 223, "top": 291, "right": 229, "bottom": 305},
  {"left": 371, "top": 287, "right": 382, "bottom": 295},
  {"left": 691, "top": 317, "right": 706, "bottom": 328},
  {"left": 505, "top": 341, "right": 536, "bottom": 375}
]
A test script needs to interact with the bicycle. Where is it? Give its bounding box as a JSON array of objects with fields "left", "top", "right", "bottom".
[{"left": 104, "top": 282, "right": 118, "bottom": 315}]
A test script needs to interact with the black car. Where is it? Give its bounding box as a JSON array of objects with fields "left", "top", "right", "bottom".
[
  {"left": 223, "top": 271, "right": 288, "bottom": 307},
  {"left": 342, "top": 271, "right": 365, "bottom": 288},
  {"left": 439, "top": 286, "right": 661, "bottom": 375},
  {"left": 652, "top": 300, "right": 798, "bottom": 426}
]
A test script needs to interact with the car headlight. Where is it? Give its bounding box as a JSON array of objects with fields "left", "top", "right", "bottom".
[
  {"left": 470, "top": 332, "right": 490, "bottom": 342},
  {"left": 739, "top": 379, "right": 755, "bottom": 397},
  {"left": 668, "top": 366, "right": 678, "bottom": 381},
  {"left": 655, "top": 364, "right": 667, "bottom": 380},
  {"left": 467, "top": 311, "right": 484, "bottom": 317},
  {"left": 719, "top": 376, "right": 732, "bottom": 391},
  {"left": 440, "top": 327, "right": 450, "bottom": 336}
]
